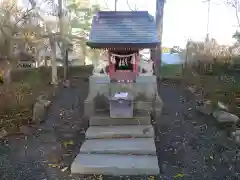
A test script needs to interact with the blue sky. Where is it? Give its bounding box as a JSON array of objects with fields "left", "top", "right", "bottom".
[{"left": 94, "top": 0, "right": 237, "bottom": 48}]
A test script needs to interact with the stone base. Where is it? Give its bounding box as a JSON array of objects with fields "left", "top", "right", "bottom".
[
  {"left": 71, "top": 154, "right": 159, "bottom": 175},
  {"left": 86, "top": 125, "right": 154, "bottom": 139},
  {"left": 90, "top": 111, "right": 151, "bottom": 126},
  {"left": 80, "top": 138, "right": 156, "bottom": 155},
  {"left": 134, "top": 101, "right": 153, "bottom": 112},
  {"left": 84, "top": 75, "right": 164, "bottom": 118},
  {"left": 84, "top": 95, "right": 95, "bottom": 118}
]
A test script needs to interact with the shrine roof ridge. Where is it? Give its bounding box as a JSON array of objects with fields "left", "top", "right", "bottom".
[
  {"left": 96, "top": 11, "right": 151, "bottom": 18},
  {"left": 87, "top": 11, "right": 160, "bottom": 49}
]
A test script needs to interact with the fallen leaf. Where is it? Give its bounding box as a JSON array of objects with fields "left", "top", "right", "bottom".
[
  {"left": 48, "top": 163, "right": 59, "bottom": 168},
  {"left": 174, "top": 173, "right": 184, "bottom": 178},
  {"left": 63, "top": 140, "right": 73, "bottom": 147}
]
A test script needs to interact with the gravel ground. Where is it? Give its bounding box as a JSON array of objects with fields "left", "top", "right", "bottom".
[
  {"left": 156, "top": 80, "right": 240, "bottom": 180},
  {"left": 0, "top": 78, "right": 240, "bottom": 180}
]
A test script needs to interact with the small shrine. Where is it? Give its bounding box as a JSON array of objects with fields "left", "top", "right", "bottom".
[
  {"left": 71, "top": 11, "right": 163, "bottom": 176},
  {"left": 86, "top": 11, "right": 160, "bottom": 118}
]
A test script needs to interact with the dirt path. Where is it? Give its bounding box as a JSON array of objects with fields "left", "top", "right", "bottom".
[{"left": 0, "top": 79, "right": 239, "bottom": 180}]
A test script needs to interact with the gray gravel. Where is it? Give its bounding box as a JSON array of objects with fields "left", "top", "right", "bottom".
[
  {"left": 0, "top": 79, "right": 239, "bottom": 180},
  {"left": 156, "top": 80, "right": 240, "bottom": 180}
]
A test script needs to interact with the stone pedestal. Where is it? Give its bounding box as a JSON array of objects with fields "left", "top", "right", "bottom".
[{"left": 84, "top": 75, "right": 163, "bottom": 117}]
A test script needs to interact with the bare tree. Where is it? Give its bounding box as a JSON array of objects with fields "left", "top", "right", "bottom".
[
  {"left": 225, "top": 0, "right": 240, "bottom": 27},
  {"left": 126, "top": 0, "right": 138, "bottom": 11}
]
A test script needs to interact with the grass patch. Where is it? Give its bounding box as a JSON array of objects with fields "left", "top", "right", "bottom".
[
  {"left": 0, "top": 65, "right": 93, "bottom": 132},
  {"left": 183, "top": 68, "right": 240, "bottom": 115},
  {"left": 161, "top": 64, "right": 183, "bottom": 78}
]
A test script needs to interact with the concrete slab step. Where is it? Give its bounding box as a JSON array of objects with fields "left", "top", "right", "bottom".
[
  {"left": 71, "top": 154, "right": 159, "bottom": 175},
  {"left": 90, "top": 111, "right": 151, "bottom": 126},
  {"left": 80, "top": 138, "right": 156, "bottom": 155},
  {"left": 86, "top": 125, "right": 154, "bottom": 139}
]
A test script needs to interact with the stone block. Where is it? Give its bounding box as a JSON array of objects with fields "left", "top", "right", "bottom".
[
  {"left": 134, "top": 101, "right": 153, "bottom": 112},
  {"left": 154, "top": 96, "right": 163, "bottom": 115},
  {"left": 90, "top": 111, "right": 151, "bottom": 126},
  {"left": 232, "top": 129, "right": 240, "bottom": 137},
  {"left": 84, "top": 96, "right": 95, "bottom": 118},
  {"left": 86, "top": 125, "right": 154, "bottom": 139},
  {"left": 71, "top": 154, "right": 159, "bottom": 175},
  {"left": 196, "top": 100, "right": 214, "bottom": 115},
  {"left": 213, "top": 111, "right": 239, "bottom": 123},
  {"left": 196, "top": 105, "right": 213, "bottom": 115},
  {"left": 135, "top": 76, "right": 158, "bottom": 99},
  {"left": 89, "top": 75, "right": 110, "bottom": 96},
  {"left": 80, "top": 138, "right": 156, "bottom": 155}
]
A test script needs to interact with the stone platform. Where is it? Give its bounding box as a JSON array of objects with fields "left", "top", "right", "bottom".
[
  {"left": 71, "top": 125, "right": 159, "bottom": 176},
  {"left": 86, "top": 125, "right": 154, "bottom": 139},
  {"left": 80, "top": 138, "right": 156, "bottom": 155},
  {"left": 90, "top": 111, "right": 151, "bottom": 126},
  {"left": 71, "top": 154, "right": 159, "bottom": 175}
]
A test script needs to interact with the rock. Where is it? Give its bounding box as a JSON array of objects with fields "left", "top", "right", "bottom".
[
  {"left": 0, "top": 129, "right": 7, "bottom": 139},
  {"left": 0, "top": 58, "right": 12, "bottom": 84},
  {"left": 188, "top": 86, "right": 196, "bottom": 93},
  {"left": 196, "top": 102, "right": 213, "bottom": 115},
  {"left": 32, "top": 95, "right": 51, "bottom": 124},
  {"left": 217, "top": 101, "right": 228, "bottom": 111},
  {"left": 63, "top": 80, "right": 71, "bottom": 88},
  {"left": 235, "top": 136, "right": 240, "bottom": 144},
  {"left": 213, "top": 111, "right": 239, "bottom": 123},
  {"left": 232, "top": 129, "right": 240, "bottom": 137}
]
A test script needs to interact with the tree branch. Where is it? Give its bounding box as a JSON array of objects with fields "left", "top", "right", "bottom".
[
  {"left": 225, "top": 0, "right": 240, "bottom": 27},
  {"left": 103, "top": 0, "right": 111, "bottom": 10},
  {"left": 126, "top": 0, "right": 138, "bottom": 11}
]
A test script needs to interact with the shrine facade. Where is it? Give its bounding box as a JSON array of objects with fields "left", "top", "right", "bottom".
[{"left": 87, "top": 11, "right": 159, "bottom": 80}]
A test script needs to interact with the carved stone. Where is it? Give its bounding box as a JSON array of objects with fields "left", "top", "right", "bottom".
[
  {"left": 94, "top": 93, "right": 109, "bottom": 111},
  {"left": 32, "top": 95, "right": 51, "bottom": 124},
  {"left": 139, "top": 59, "right": 153, "bottom": 76},
  {"left": 92, "top": 60, "right": 108, "bottom": 76}
]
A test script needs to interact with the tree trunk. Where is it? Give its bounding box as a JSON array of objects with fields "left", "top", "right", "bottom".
[
  {"left": 154, "top": 0, "right": 165, "bottom": 78},
  {"left": 64, "top": 50, "right": 69, "bottom": 79},
  {"left": 50, "top": 37, "right": 58, "bottom": 85},
  {"left": 58, "top": 0, "right": 69, "bottom": 80}
]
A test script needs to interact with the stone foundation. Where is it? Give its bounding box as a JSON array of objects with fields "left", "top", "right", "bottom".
[
  {"left": 73, "top": 75, "right": 163, "bottom": 176},
  {"left": 84, "top": 75, "right": 164, "bottom": 118}
]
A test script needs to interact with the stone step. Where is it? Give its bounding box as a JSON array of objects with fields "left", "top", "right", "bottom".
[
  {"left": 80, "top": 138, "right": 156, "bottom": 155},
  {"left": 71, "top": 154, "right": 159, "bottom": 175},
  {"left": 86, "top": 125, "right": 154, "bottom": 139},
  {"left": 90, "top": 111, "right": 151, "bottom": 126}
]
